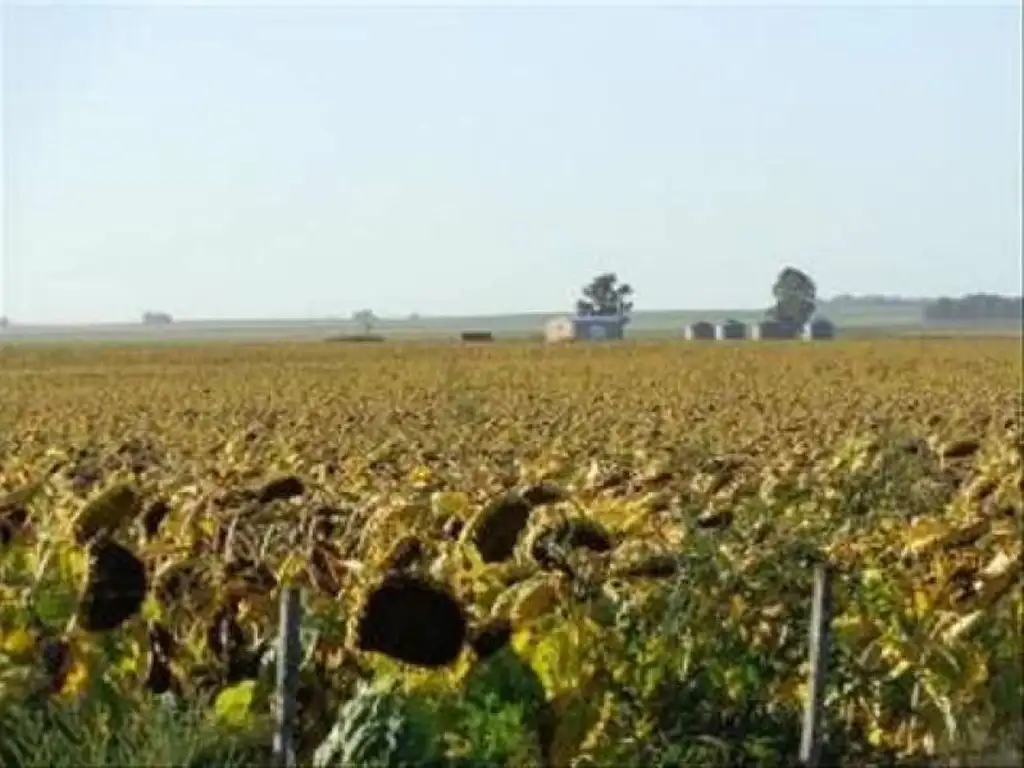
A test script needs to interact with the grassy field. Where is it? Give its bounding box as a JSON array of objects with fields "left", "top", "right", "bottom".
[{"left": 0, "top": 338, "right": 1021, "bottom": 766}]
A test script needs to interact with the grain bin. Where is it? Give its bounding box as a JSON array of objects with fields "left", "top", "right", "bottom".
[
  {"left": 716, "top": 319, "right": 747, "bottom": 340},
  {"left": 685, "top": 321, "right": 716, "bottom": 340},
  {"left": 802, "top": 317, "right": 836, "bottom": 340},
  {"left": 752, "top": 320, "right": 796, "bottom": 340}
]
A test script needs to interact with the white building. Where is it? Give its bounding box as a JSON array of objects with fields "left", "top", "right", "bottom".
[{"left": 545, "top": 314, "right": 627, "bottom": 342}]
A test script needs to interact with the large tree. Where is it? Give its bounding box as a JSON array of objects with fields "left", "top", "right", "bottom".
[
  {"left": 576, "top": 272, "right": 634, "bottom": 319},
  {"left": 767, "top": 267, "right": 816, "bottom": 330}
]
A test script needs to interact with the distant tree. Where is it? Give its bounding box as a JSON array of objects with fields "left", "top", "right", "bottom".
[
  {"left": 142, "top": 311, "right": 172, "bottom": 325},
  {"left": 767, "top": 267, "right": 816, "bottom": 331},
  {"left": 352, "top": 309, "right": 377, "bottom": 335},
  {"left": 576, "top": 272, "right": 634, "bottom": 319},
  {"left": 0, "top": 316, "right": 8, "bottom": 330}
]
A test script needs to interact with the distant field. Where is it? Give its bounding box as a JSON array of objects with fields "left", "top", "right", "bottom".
[{"left": 2, "top": 301, "right": 1017, "bottom": 345}]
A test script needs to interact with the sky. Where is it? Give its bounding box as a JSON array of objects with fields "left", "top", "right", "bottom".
[{"left": 1, "top": 1, "right": 1021, "bottom": 323}]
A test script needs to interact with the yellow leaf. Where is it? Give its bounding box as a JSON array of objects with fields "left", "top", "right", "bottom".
[
  {"left": 775, "top": 675, "right": 806, "bottom": 708},
  {"left": 141, "top": 595, "right": 163, "bottom": 623},
  {"left": 912, "top": 588, "right": 933, "bottom": 619},
  {"left": 74, "top": 483, "right": 140, "bottom": 545},
  {"left": 862, "top": 568, "right": 885, "bottom": 586},
  {"left": 886, "top": 659, "right": 912, "bottom": 681},
  {"left": 197, "top": 515, "right": 217, "bottom": 538},
  {"left": 1, "top": 628, "right": 36, "bottom": 659},
  {"left": 115, "top": 649, "right": 142, "bottom": 677},
  {"left": 512, "top": 617, "right": 604, "bottom": 699},
  {"left": 832, "top": 613, "right": 860, "bottom": 644},
  {"left": 58, "top": 657, "right": 90, "bottom": 700},
  {"left": 214, "top": 680, "right": 257, "bottom": 727},
  {"left": 277, "top": 553, "right": 305, "bottom": 585},
  {"left": 408, "top": 466, "right": 432, "bottom": 488},
  {"left": 867, "top": 725, "right": 886, "bottom": 747},
  {"left": 430, "top": 491, "right": 470, "bottom": 519},
  {"left": 502, "top": 575, "right": 566, "bottom": 625},
  {"left": 903, "top": 519, "right": 948, "bottom": 555},
  {"left": 618, "top": 510, "right": 650, "bottom": 535}
]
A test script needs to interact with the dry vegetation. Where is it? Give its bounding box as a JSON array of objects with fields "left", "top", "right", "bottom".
[{"left": 0, "top": 338, "right": 1021, "bottom": 766}]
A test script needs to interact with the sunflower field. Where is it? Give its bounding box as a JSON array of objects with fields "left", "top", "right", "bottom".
[{"left": 0, "top": 338, "right": 1020, "bottom": 766}]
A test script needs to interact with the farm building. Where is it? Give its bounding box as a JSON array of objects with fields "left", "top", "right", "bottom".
[
  {"left": 716, "top": 319, "right": 748, "bottom": 340},
  {"left": 142, "top": 311, "right": 173, "bottom": 325},
  {"left": 544, "top": 314, "right": 626, "bottom": 343},
  {"left": 685, "top": 321, "right": 716, "bottom": 340},
  {"left": 803, "top": 317, "right": 837, "bottom": 340},
  {"left": 751, "top": 320, "right": 798, "bottom": 340},
  {"left": 545, "top": 316, "right": 575, "bottom": 343}
]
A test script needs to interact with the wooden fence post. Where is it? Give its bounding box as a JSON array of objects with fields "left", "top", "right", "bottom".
[
  {"left": 273, "top": 587, "right": 302, "bottom": 768},
  {"left": 800, "top": 563, "right": 835, "bottom": 768}
]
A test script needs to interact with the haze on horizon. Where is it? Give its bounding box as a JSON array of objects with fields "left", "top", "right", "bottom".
[{"left": 2, "top": 1, "right": 1021, "bottom": 325}]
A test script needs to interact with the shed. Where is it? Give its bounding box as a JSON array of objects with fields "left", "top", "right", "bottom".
[
  {"left": 716, "top": 319, "right": 747, "bottom": 341},
  {"left": 545, "top": 316, "right": 575, "bottom": 343},
  {"left": 685, "top": 321, "right": 716, "bottom": 341},
  {"left": 544, "top": 314, "right": 626, "bottom": 343},
  {"left": 802, "top": 317, "right": 837, "bottom": 341},
  {"left": 752, "top": 320, "right": 797, "bottom": 340}
]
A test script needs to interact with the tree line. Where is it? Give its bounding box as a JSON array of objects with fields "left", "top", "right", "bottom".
[{"left": 923, "top": 294, "right": 1022, "bottom": 323}]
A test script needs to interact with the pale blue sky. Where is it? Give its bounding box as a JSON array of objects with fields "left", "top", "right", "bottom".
[{"left": 2, "top": 1, "right": 1021, "bottom": 323}]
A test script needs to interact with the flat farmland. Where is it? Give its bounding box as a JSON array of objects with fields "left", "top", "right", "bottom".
[{"left": 0, "top": 338, "right": 1021, "bottom": 766}]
